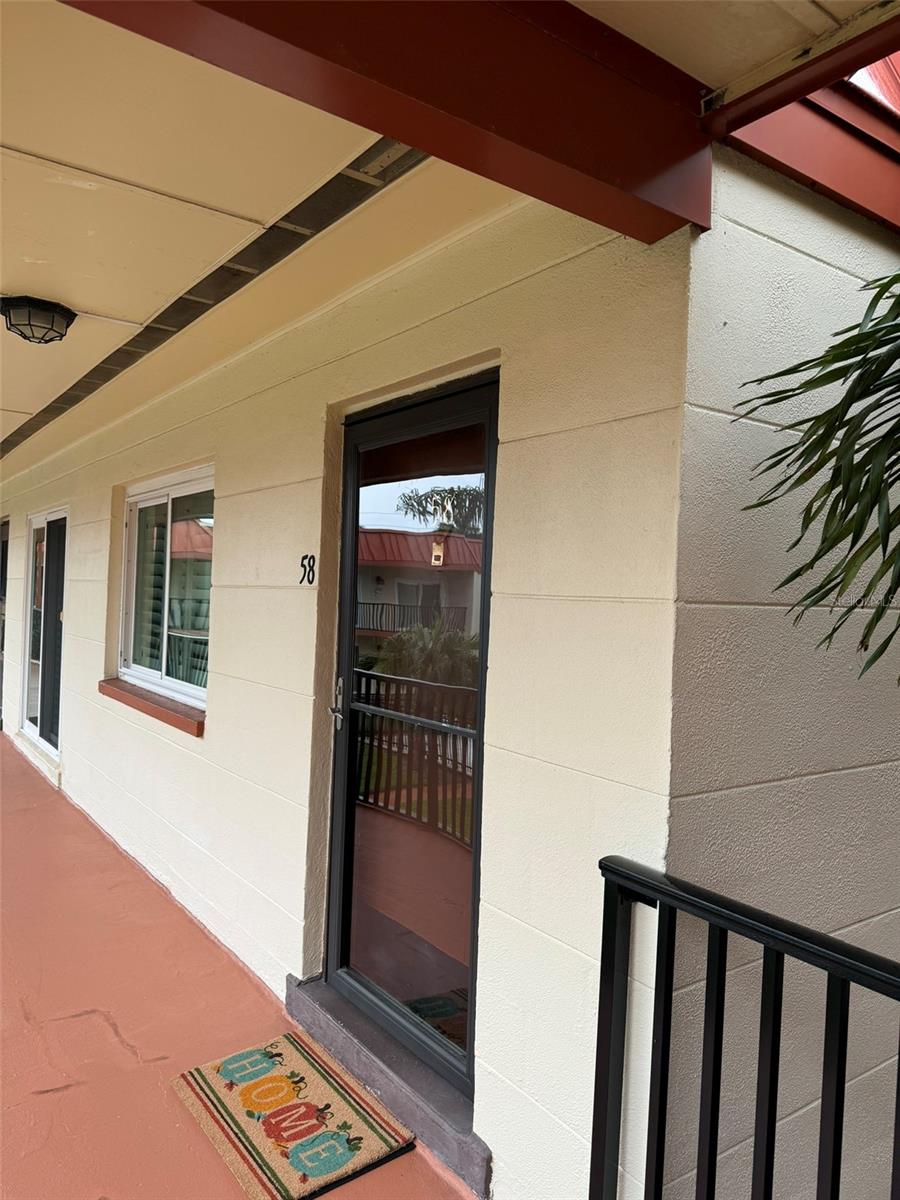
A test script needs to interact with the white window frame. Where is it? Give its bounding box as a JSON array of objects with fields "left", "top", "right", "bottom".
[
  {"left": 22, "top": 506, "right": 68, "bottom": 756},
  {"left": 119, "top": 465, "right": 213, "bottom": 710}
]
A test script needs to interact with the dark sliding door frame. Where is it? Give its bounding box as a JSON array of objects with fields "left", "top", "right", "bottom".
[
  {"left": 23, "top": 509, "right": 67, "bottom": 753},
  {"left": 40, "top": 517, "right": 67, "bottom": 749},
  {"left": 326, "top": 369, "right": 499, "bottom": 1095}
]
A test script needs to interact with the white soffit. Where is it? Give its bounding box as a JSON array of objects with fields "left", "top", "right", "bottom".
[
  {"left": 0, "top": 0, "right": 377, "bottom": 225},
  {"left": 571, "top": 0, "right": 876, "bottom": 90},
  {"left": 0, "top": 0, "right": 382, "bottom": 444},
  {"left": 0, "top": 313, "right": 132, "bottom": 417},
  {"left": 1, "top": 149, "right": 259, "bottom": 325},
  {"left": 1, "top": 159, "right": 519, "bottom": 477},
  {"left": 1, "top": 409, "right": 33, "bottom": 440}
]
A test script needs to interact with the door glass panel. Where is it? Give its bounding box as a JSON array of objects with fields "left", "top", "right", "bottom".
[
  {"left": 166, "top": 490, "right": 214, "bottom": 687},
  {"left": 348, "top": 421, "right": 486, "bottom": 1054},
  {"left": 26, "top": 525, "right": 45, "bottom": 726},
  {"left": 132, "top": 502, "right": 168, "bottom": 671}
]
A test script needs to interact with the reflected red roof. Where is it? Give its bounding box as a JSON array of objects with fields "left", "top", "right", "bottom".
[
  {"left": 171, "top": 520, "right": 213, "bottom": 559},
  {"left": 358, "top": 529, "right": 482, "bottom": 571}
]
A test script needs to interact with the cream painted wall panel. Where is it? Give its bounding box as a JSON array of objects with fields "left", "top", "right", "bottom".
[
  {"left": 4, "top": 534, "right": 26, "bottom": 577},
  {"left": 61, "top": 693, "right": 308, "bottom": 919},
  {"left": 474, "top": 1062, "right": 590, "bottom": 1200},
  {"left": 61, "top": 631, "right": 105, "bottom": 700},
  {"left": 486, "top": 595, "right": 675, "bottom": 795},
  {"left": 65, "top": 489, "right": 115, "bottom": 528},
  {"left": 201, "top": 674, "right": 312, "bottom": 805},
  {"left": 60, "top": 579, "right": 108, "bottom": 643},
  {"left": 475, "top": 903, "right": 599, "bottom": 1120},
  {"left": 713, "top": 148, "right": 900, "bottom": 282},
  {"left": 667, "top": 763, "right": 900, "bottom": 973},
  {"left": 678, "top": 406, "right": 803, "bottom": 606},
  {"left": 678, "top": 404, "right": 900, "bottom": 610},
  {"left": 214, "top": 381, "right": 328, "bottom": 499},
  {"left": 687, "top": 219, "right": 871, "bottom": 425},
  {"left": 65, "top": 518, "right": 110, "bottom": 583},
  {"left": 480, "top": 745, "right": 666, "bottom": 971},
  {"left": 1, "top": 647, "right": 23, "bottom": 729},
  {"left": 65, "top": 743, "right": 300, "bottom": 995},
  {"left": 5, "top": 575, "right": 24, "bottom": 621},
  {"left": 209, "top": 587, "right": 317, "bottom": 697},
  {"left": 670, "top": 605, "right": 900, "bottom": 795},
  {"left": 3, "top": 614, "right": 23, "bottom": 666},
  {"left": 212, "top": 480, "right": 321, "bottom": 589},
  {"left": 499, "top": 232, "right": 690, "bottom": 443},
  {"left": 492, "top": 407, "right": 681, "bottom": 600}
]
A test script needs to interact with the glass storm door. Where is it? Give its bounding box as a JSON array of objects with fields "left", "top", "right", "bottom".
[
  {"left": 24, "top": 514, "right": 66, "bottom": 750},
  {"left": 327, "top": 374, "right": 497, "bottom": 1091}
]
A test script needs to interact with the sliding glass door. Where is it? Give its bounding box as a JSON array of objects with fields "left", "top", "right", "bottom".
[
  {"left": 23, "top": 511, "right": 66, "bottom": 750},
  {"left": 327, "top": 373, "right": 497, "bottom": 1092}
]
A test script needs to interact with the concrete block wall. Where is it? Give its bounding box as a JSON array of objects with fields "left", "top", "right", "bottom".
[
  {"left": 2, "top": 146, "right": 894, "bottom": 1200},
  {"left": 665, "top": 149, "right": 900, "bottom": 1200},
  {"left": 0, "top": 195, "right": 688, "bottom": 1200}
]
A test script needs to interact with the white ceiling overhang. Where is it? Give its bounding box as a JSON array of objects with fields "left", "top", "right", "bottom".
[
  {"left": 0, "top": 0, "right": 517, "bottom": 474},
  {"left": 572, "top": 0, "right": 888, "bottom": 92},
  {"left": 0, "top": 0, "right": 377, "bottom": 445}
]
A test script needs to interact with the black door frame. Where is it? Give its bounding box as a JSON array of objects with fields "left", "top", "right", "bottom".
[
  {"left": 326, "top": 369, "right": 499, "bottom": 1095},
  {"left": 40, "top": 517, "right": 67, "bottom": 749},
  {"left": 23, "top": 510, "right": 67, "bottom": 752}
]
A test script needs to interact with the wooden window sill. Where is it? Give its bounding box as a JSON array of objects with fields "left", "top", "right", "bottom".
[{"left": 98, "top": 678, "right": 205, "bottom": 737}]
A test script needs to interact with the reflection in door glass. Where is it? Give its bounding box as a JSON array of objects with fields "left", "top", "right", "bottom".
[
  {"left": 27, "top": 526, "right": 45, "bottom": 726},
  {"left": 349, "top": 423, "right": 486, "bottom": 1054}
]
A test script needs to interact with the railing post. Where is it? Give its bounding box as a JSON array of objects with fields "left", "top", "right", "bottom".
[
  {"left": 751, "top": 947, "right": 784, "bottom": 1200},
  {"left": 696, "top": 923, "right": 728, "bottom": 1200},
  {"left": 816, "top": 973, "right": 850, "bottom": 1200},
  {"left": 645, "top": 903, "right": 677, "bottom": 1200},
  {"left": 590, "top": 877, "right": 633, "bottom": 1200},
  {"left": 891, "top": 1017, "right": 900, "bottom": 1200}
]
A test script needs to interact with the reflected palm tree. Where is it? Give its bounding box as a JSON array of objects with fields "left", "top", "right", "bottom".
[{"left": 375, "top": 618, "right": 479, "bottom": 687}]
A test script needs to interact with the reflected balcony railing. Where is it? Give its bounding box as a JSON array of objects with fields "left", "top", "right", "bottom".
[{"left": 356, "top": 602, "right": 467, "bottom": 634}]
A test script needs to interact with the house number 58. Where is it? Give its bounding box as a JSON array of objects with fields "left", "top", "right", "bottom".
[{"left": 299, "top": 554, "right": 316, "bottom": 585}]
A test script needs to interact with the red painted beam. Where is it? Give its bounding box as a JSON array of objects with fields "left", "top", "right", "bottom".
[
  {"left": 730, "top": 86, "right": 900, "bottom": 234},
  {"left": 705, "top": 11, "right": 900, "bottom": 138},
  {"left": 63, "top": 0, "right": 711, "bottom": 244}
]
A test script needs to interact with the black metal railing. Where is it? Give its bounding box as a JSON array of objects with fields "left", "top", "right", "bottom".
[
  {"left": 590, "top": 856, "right": 900, "bottom": 1200},
  {"left": 356, "top": 601, "right": 467, "bottom": 634},
  {"left": 351, "top": 670, "right": 477, "bottom": 846}
]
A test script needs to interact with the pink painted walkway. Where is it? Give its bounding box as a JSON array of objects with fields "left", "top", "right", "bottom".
[{"left": 0, "top": 736, "right": 473, "bottom": 1200}]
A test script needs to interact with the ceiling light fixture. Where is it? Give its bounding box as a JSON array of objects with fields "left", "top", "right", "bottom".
[{"left": 0, "top": 296, "right": 77, "bottom": 344}]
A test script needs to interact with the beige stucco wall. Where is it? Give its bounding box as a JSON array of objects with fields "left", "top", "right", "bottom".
[
  {"left": 0, "top": 194, "right": 688, "bottom": 1200},
  {"left": 664, "top": 149, "right": 900, "bottom": 1200},
  {"left": 2, "top": 147, "right": 895, "bottom": 1200}
]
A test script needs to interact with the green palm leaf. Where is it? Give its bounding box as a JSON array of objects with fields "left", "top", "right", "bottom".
[{"left": 738, "top": 271, "right": 900, "bottom": 681}]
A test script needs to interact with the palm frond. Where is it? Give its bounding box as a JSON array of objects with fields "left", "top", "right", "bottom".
[{"left": 738, "top": 271, "right": 900, "bottom": 681}]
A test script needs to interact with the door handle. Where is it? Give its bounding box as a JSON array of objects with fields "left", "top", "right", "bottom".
[{"left": 330, "top": 676, "right": 344, "bottom": 731}]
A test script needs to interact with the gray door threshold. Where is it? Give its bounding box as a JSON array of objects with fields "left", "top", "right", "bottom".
[{"left": 285, "top": 975, "right": 491, "bottom": 1198}]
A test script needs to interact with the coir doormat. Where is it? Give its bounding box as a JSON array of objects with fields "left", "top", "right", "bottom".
[{"left": 172, "top": 1030, "right": 414, "bottom": 1200}]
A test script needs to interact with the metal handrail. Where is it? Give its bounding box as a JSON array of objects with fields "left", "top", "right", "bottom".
[
  {"left": 601, "top": 856, "right": 900, "bottom": 1000},
  {"left": 590, "top": 856, "right": 900, "bottom": 1200}
]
